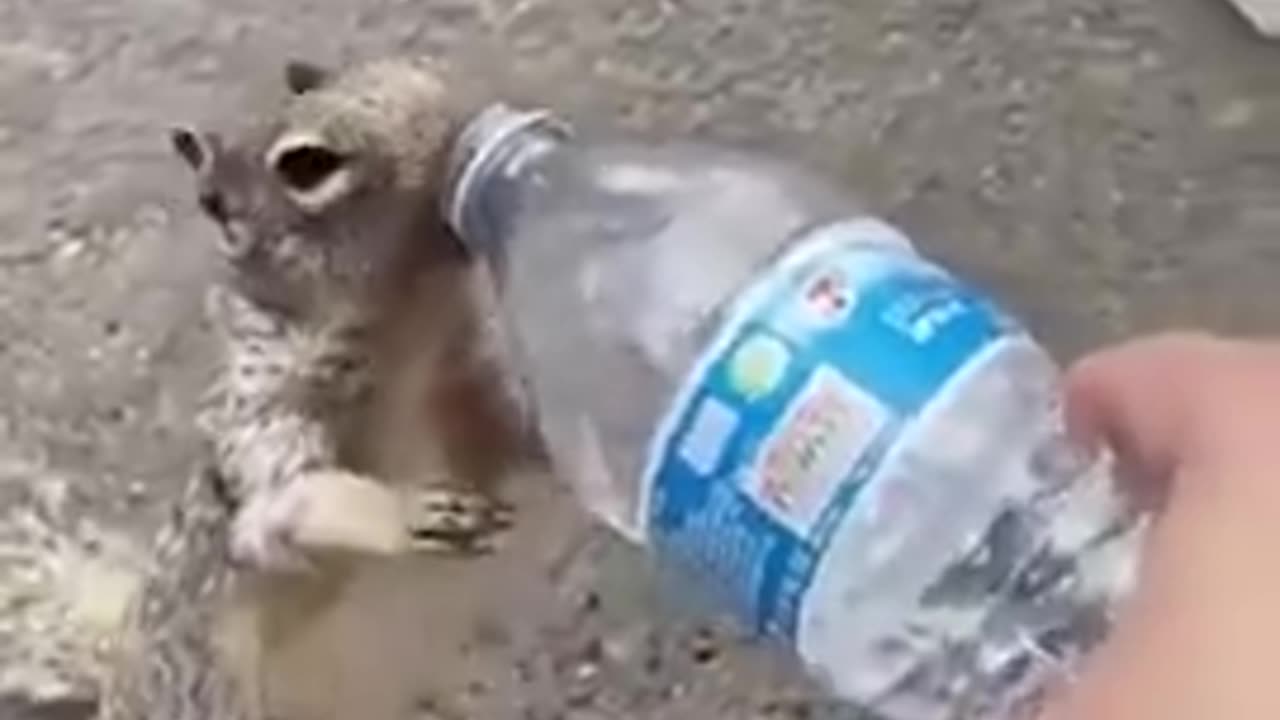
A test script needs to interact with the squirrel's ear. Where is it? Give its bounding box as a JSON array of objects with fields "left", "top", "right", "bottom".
[
  {"left": 170, "top": 126, "right": 216, "bottom": 173},
  {"left": 283, "top": 60, "right": 333, "bottom": 95}
]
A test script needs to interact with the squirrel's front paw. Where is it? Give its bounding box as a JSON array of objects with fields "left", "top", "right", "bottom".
[
  {"left": 226, "top": 472, "right": 515, "bottom": 569},
  {"left": 228, "top": 479, "right": 314, "bottom": 573},
  {"left": 227, "top": 470, "right": 405, "bottom": 571}
]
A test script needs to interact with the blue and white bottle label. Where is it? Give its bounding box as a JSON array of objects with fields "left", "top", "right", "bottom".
[{"left": 641, "top": 218, "right": 1023, "bottom": 639}]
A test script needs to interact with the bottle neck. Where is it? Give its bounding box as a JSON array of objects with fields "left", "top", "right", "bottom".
[{"left": 443, "top": 103, "right": 572, "bottom": 258}]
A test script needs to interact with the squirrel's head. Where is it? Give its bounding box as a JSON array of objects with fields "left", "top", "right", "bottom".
[{"left": 171, "top": 57, "right": 471, "bottom": 299}]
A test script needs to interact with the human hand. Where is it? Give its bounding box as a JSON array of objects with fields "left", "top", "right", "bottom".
[{"left": 1042, "top": 332, "right": 1280, "bottom": 719}]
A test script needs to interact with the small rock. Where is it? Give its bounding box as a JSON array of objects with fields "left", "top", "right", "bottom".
[
  {"left": 1210, "top": 98, "right": 1257, "bottom": 130},
  {"left": 687, "top": 626, "right": 721, "bottom": 666},
  {"left": 126, "top": 481, "right": 147, "bottom": 502},
  {"left": 51, "top": 241, "right": 85, "bottom": 264},
  {"left": 571, "top": 661, "right": 599, "bottom": 683},
  {"left": 1226, "top": 0, "right": 1280, "bottom": 36},
  {"left": 573, "top": 590, "right": 601, "bottom": 615}
]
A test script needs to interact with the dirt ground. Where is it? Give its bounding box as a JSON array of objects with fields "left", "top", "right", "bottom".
[{"left": 0, "top": 0, "right": 1277, "bottom": 718}]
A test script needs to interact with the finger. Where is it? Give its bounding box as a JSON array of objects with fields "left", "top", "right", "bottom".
[{"left": 1063, "top": 332, "right": 1221, "bottom": 495}]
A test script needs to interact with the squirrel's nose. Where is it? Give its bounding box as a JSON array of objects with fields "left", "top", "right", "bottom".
[{"left": 198, "top": 189, "right": 228, "bottom": 222}]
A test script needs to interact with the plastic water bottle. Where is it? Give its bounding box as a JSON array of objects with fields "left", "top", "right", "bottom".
[{"left": 442, "top": 105, "right": 1145, "bottom": 719}]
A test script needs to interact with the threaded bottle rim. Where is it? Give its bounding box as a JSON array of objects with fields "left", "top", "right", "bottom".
[{"left": 442, "top": 103, "right": 569, "bottom": 250}]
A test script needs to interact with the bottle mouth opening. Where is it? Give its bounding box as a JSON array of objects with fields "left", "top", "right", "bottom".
[{"left": 442, "top": 103, "right": 568, "bottom": 250}]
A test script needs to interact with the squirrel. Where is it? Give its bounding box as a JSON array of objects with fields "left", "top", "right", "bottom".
[{"left": 97, "top": 56, "right": 534, "bottom": 720}]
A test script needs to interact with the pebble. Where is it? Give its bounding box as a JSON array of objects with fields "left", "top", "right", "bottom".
[
  {"left": 51, "top": 241, "right": 85, "bottom": 264},
  {"left": 1210, "top": 98, "right": 1257, "bottom": 130},
  {"left": 687, "top": 627, "right": 720, "bottom": 666}
]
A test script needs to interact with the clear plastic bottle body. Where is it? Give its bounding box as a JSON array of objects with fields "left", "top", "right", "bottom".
[
  {"left": 451, "top": 118, "right": 862, "bottom": 537},
  {"left": 445, "top": 107, "right": 1142, "bottom": 719}
]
